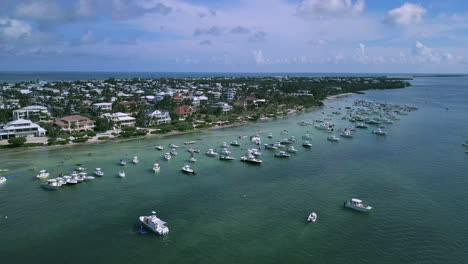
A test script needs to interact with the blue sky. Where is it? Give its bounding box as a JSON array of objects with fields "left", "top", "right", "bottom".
[{"left": 0, "top": 0, "right": 468, "bottom": 73}]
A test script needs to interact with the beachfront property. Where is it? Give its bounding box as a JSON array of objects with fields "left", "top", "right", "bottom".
[
  {"left": 211, "top": 102, "right": 233, "bottom": 113},
  {"left": 146, "top": 110, "right": 171, "bottom": 125},
  {"left": 12, "top": 105, "right": 50, "bottom": 120},
  {"left": 0, "top": 119, "right": 47, "bottom": 139},
  {"left": 55, "top": 115, "right": 96, "bottom": 132},
  {"left": 174, "top": 106, "right": 197, "bottom": 120},
  {"left": 92, "top": 102, "right": 112, "bottom": 112},
  {"left": 102, "top": 112, "right": 136, "bottom": 128}
]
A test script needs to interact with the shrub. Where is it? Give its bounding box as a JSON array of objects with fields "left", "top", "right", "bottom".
[
  {"left": 97, "top": 136, "right": 110, "bottom": 140},
  {"left": 72, "top": 137, "right": 88, "bottom": 143},
  {"left": 8, "top": 137, "right": 26, "bottom": 147},
  {"left": 87, "top": 131, "right": 97, "bottom": 137}
]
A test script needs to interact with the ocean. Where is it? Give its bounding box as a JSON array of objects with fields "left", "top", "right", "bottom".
[{"left": 0, "top": 75, "right": 467, "bottom": 263}]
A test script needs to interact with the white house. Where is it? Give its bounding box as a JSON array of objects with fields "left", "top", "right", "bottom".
[
  {"left": 103, "top": 112, "right": 136, "bottom": 128},
  {"left": 146, "top": 110, "right": 171, "bottom": 125},
  {"left": 0, "top": 119, "right": 47, "bottom": 139},
  {"left": 92, "top": 102, "right": 112, "bottom": 112},
  {"left": 211, "top": 102, "right": 233, "bottom": 113},
  {"left": 12, "top": 105, "right": 50, "bottom": 120}
]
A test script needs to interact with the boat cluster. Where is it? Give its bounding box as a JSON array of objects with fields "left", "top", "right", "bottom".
[{"left": 40, "top": 167, "right": 103, "bottom": 190}]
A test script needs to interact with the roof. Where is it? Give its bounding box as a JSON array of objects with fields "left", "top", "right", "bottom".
[
  {"left": 59, "top": 115, "right": 93, "bottom": 122},
  {"left": 174, "top": 106, "right": 197, "bottom": 115},
  {"left": 118, "top": 101, "right": 136, "bottom": 105}
]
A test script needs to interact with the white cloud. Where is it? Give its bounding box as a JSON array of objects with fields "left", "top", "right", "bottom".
[
  {"left": 384, "top": 3, "right": 426, "bottom": 25},
  {"left": 0, "top": 18, "right": 32, "bottom": 40},
  {"left": 14, "top": 0, "right": 72, "bottom": 26},
  {"left": 297, "top": 0, "right": 365, "bottom": 19}
]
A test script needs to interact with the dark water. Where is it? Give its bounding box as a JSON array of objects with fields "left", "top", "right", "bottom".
[{"left": 0, "top": 76, "right": 467, "bottom": 263}]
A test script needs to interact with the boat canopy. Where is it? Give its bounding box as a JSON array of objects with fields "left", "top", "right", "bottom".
[{"left": 351, "top": 198, "right": 362, "bottom": 203}]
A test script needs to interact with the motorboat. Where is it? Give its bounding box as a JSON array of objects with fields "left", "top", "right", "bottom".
[
  {"left": 344, "top": 198, "right": 372, "bottom": 212},
  {"left": 155, "top": 145, "right": 164, "bottom": 150},
  {"left": 118, "top": 170, "right": 126, "bottom": 178},
  {"left": 153, "top": 163, "right": 160, "bottom": 172},
  {"left": 168, "top": 144, "right": 179, "bottom": 148},
  {"left": 132, "top": 156, "right": 139, "bottom": 164},
  {"left": 219, "top": 155, "right": 235, "bottom": 160},
  {"left": 77, "top": 173, "right": 86, "bottom": 182},
  {"left": 340, "top": 130, "right": 354, "bottom": 138},
  {"left": 286, "top": 146, "right": 298, "bottom": 153},
  {"left": 68, "top": 177, "right": 78, "bottom": 184},
  {"left": 56, "top": 177, "right": 66, "bottom": 185},
  {"left": 307, "top": 212, "right": 317, "bottom": 223},
  {"left": 170, "top": 149, "right": 178, "bottom": 156},
  {"left": 94, "top": 168, "right": 104, "bottom": 177},
  {"left": 0, "top": 177, "right": 6, "bottom": 184},
  {"left": 274, "top": 151, "right": 290, "bottom": 158},
  {"left": 181, "top": 165, "right": 195, "bottom": 174},
  {"left": 267, "top": 133, "right": 273, "bottom": 138},
  {"left": 302, "top": 134, "right": 311, "bottom": 139},
  {"left": 241, "top": 154, "right": 262, "bottom": 164},
  {"left": 248, "top": 149, "right": 261, "bottom": 157},
  {"left": 75, "top": 166, "right": 86, "bottom": 172},
  {"left": 372, "top": 128, "right": 387, "bottom": 136},
  {"left": 264, "top": 143, "right": 277, "bottom": 150},
  {"left": 188, "top": 156, "right": 197, "bottom": 163},
  {"left": 119, "top": 159, "right": 127, "bottom": 166},
  {"left": 327, "top": 136, "right": 340, "bottom": 142},
  {"left": 62, "top": 176, "right": 72, "bottom": 184},
  {"left": 84, "top": 176, "right": 95, "bottom": 181},
  {"left": 164, "top": 153, "right": 171, "bottom": 161},
  {"left": 184, "top": 141, "right": 196, "bottom": 145},
  {"left": 205, "top": 149, "right": 218, "bottom": 157},
  {"left": 250, "top": 136, "right": 261, "bottom": 145},
  {"left": 230, "top": 141, "right": 241, "bottom": 146},
  {"left": 355, "top": 123, "right": 368, "bottom": 129},
  {"left": 238, "top": 135, "right": 247, "bottom": 139},
  {"left": 221, "top": 142, "right": 228, "bottom": 148},
  {"left": 139, "top": 213, "right": 169, "bottom": 235},
  {"left": 302, "top": 141, "right": 313, "bottom": 148},
  {"left": 220, "top": 148, "right": 231, "bottom": 155},
  {"left": 42, "top": 179, "right": 61, "bottom": 190},
  {"left": 36, "top": 170, "right": 50, "bottom": 180}
]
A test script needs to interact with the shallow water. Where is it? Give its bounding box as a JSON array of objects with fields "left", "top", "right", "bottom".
[{"left": 1, "top": 76, "right": 467, "bottom": 264}]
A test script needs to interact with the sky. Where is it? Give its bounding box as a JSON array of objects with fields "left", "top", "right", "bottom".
[{"left": 0, "top": 0, "right": 468, "bottom": 73}]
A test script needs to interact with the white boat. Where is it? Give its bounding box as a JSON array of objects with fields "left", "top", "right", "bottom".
[
  {"left": 181, "top": 165, "right": 195, "bottom": 174},
  {"left": 118, "top": 170, "right": 126, "bottom": 178},
  {"left": 274, "top": 151, "right": 290, "bottom": 158},
  {"left": 56, "top": 177, "right": 66, "bottom": 185},
  {"left": 287, "top": 146, "right": 298, "bottom": 153},
  {"left": 219, "top": 155, "right": 235, "bottom": 160},
  {"left": 250, "top": 136, "right": 261, "bottom": 145},
  {"left": 62, "top": 176, "right": 72, "bottom": 184},
  {"left": 119, "top": 159, "right": 127, "bottom": 166},
  {"left": 307, "top": 212, "right": 317, "bottom": 222},
  {"left": 36, "top": 170, "right": 50, "bottom": 180},
  {"left": 84, "top": 176, "right": 95, "bottom": 181},
  {"left": 372, "top": 128, "right": 387, "bottom": 136},
  {"left": 241, "top": 154, "right": 262, "bottom": 164},
  {"left": 302, "top": 141, "right": 313, "bottom": 148},
  {"left": 164, "top": 153, "right": 171, "bottom": 161},
  {"left": 220, "top": 148, "right": 231, "bottom": 155},
  {"left": 76, "top": 166, "right": 86, "bottom": 172},
  {"left": 205, "top": 149, "right": 218, "bottom": 157},
  {"left": 302, "top": 134, "right": 311, "bottom": 139},
  {"left": 42, "top": 179, "right": 61, "bottom": 190},
  {"left": 0, "top": 177, "right": 6, "bottom": 184},
  {"left": 344, "top": 198, "right": 372, "bottom": 212},
  {"left": 340, "top": 130, "right": 354, "bottom": 138},
  {"left": 188, "top": 156, "right": 197, "bottom": 163},
  {"left": 355, "top": 123, "right": 368, "bottom": 129},
  {"left": 132, "top": 156, "right": 139, "bottom": 164},
  {"left": 139, "top": 213, "right": 169, "bottom": 235},
  {"left": 230, "top": 141, "right": 241, "bottom": 146},
  {"left": 168, "top": 144, "right": 179, "bottom": 148},
  {"left": 155, "top": 145, "right": 164, "bottom": 150},
  {"left": 248, "top": 149, "right": 261, "bottom": 157},
  {"left": 220, "top": 142, "right": 228, "bottom": 148},
  {"left": 267, "top": 133, "right": 273, "bottom": 138},
  {"left": 170, "top": 149, "right": 178, "bottom": 156},
  {"left": 153, "top": 163, "right": 160, "bottom": 172},
  {"left": 94, "top": 168, "right": 104, "bottom": 177},
  {"left": 264, "top": 143, "right": 277, "bottom": 150},
  {"left": 327, "top": 136, "right": 340, "bottom": 142},
  {"left": 184, "top": 141, "right": 196, "bottom": 145}
]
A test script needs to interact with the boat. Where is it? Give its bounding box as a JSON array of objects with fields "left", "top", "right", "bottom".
[
  {"left": 170, "top": 149, "right": 178, "bottom": 156},
  {"left": 248, "top": 149, "right": 261, "bottom": 157},
  {"left": 205, "top": 149, "right": 218, "bottom": 157},
  {"left": 302, "top": 141, "right": 312, "bottom": 148},
  {"left": 220, "top": 148, "right": 231, "bottom": 155},
  {"left": 184, "top": 141, "right": 196, "bottom": 145},
  {"left": 168, "top": 144, "right": 179, "bottom": 148},
  {"left": 75, "top": 166, "right": 86, "bottom": 172},
  {"left": 264, "top": 143, "right": 277, "bottom": 150},
  {"left": 355, "top": 123, "right": 368, "bottom": 129},
  {"left": 77, "top": 173, "right": 86, "bottom": 182},
  {"left": 220, "top": 142, "right": 228, "bottom": 148},
  {"left": 164, "top": 153, "right": 171, "bottom": 161},
  {"left": 181, "top": 165, "right": 195, "bottom": 174},
  {"left": 36, "top": 170, "right": 50, "bottom": 180},
  {"left": 307, "top": 212, "right": 317, "bottom": 222},
  {"left": 372, "top": 128, "right": 387, "bottom": 136},
  {"left": 302, "top": 134, "right": 311, "bottom": 139},
  {"left": 62, "top": 175, "right": 72, "bottom": 184},
  {"left": 241, "top": 154, "right": 262, "bottom": 164},
  {"left": 230, "top": 141, "right": 241, "bottom": 146},
  {"left": 327, "top": 136, "right": 340, "bottom": 142},
  {"left": 119, "top": 159, "right": 127, "bottom": 166},
  {"left": 84, "top": 176, "right": 95, "bottom": 181},
  {"left": 56, "top": 177, "right": 66, "bottom": 185},
  {"left": 94, "top": 168, "right": 104, "bottom": 177},
  {"left": 238, "top": 135, "right": 247, "bottom": 139},
  {"left": 274, "top": 151, "right": 290, "bottom": 158},
  {"left": 219, "top": 155, "right": 235, "bottom": 160},
  {"left": 155, "top": 145, "right": 164, "bottom": 150},
  {"left": 139, "top": 213, "right": 169, "bottom": 235},
  {"left": 118, "top": 170, "right": 126, "bottom": 178},
  {"left": 286, "top": 146, "right": 298, "bottom": 153},
  {"left": 267, "top": 133, "right": 273, "bottom": 138},
  {"left": 153, "top": 163, "right": 160, "bottom": 172},
  {"left": 132, "top": 156, "right": 139, "bottom": 164},
  {"left": 344, "top": 198, "right": 372, "bottom": 212},
  {"left": 42, "top": 179, "right": 61, "bottom": 190},
  {"left": 340, "top": 130, "right": 354, "bottom": 138},
  {"left": 188, "top": 156, "right": 197, "bottom": 163},
  {"left": 68, "top": 177, "right": 78, "bottom": 184},
  {"left": 250, "top": 136, "right": 261, "bottom": 145},
  {"left": 0, "top": 177, "right": 6, "bottom": 184}
]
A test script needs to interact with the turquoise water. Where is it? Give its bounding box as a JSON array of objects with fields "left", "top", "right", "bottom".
[{"left": 1, "top": 77, "right": 467, "bottom": 263}]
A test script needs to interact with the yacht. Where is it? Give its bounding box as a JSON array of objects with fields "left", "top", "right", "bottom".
[
  {"left": 264, "top": 143, "right": 277, "bottom": 150},
  {"left": 153, "top": 163, "right": 160, "bottom": 173},
  {"left": 119, "top": 159, "right": 127, "bottom": 166},
  {"left": 118, "top": 170, "right": 126, "bottom": 178},
  {"left": 302, "top": 141, "right": 313, "bottom": 148},
  {"left": 250, "top": 136, "right": 261, "bottom": 145},
  {"left": 340, "top": 130, "right": 354, "bottom": 138},
  {"left": 42, "top": 179, "right": 61, "bottom": 190},
  {"left": 307, "top": 212, "right": 317, "bottom": 223},
  {"left": 188, "top": 156, "right": 197, "bottom": 163},
  {"left": 132, "top": 156, "right": 139, "bottom": 164},
  {"left": 94, "top": 168, "right": 104, "bottom": 177},
  {"left": 219, "top": 155, "right": 235, "bottom": 160},
  {"left": 274, "top": 151, "right": 290, "bottom": 158},
  {"left": 230, "top": 141, "right": 241, "bottom": 146},
  {"left": 164, "top": 153, "right": 171, "bottom": 161},
  {"left": 170, "top": 149, "right": 178, "bottom": 156},
  {"left": 355, "top": 123, "right": 368, "bottom": 129},
  {"left": 221, "top": 142, "right": 228, "bottom": 148},
  {"left": 184, "top": 141, "right": 196, "bottom": 145},
  {"left": 344, "top": 198, "right": 372, "bottom": 212},
  {"left": 0, "top": 177, "right": 6, "bottom": 184},
  {"left": 327, "top": 136, "right": 340, "bottom": 142},
  {"left": 220, "top": 148, "right": 231, "bottom": 155},
  {"left": 241, "top": 154, "right": 262, "bottom": 164},
  {"left": 36, "top": 170, "right": 50, "bottom": 180},
  {"left": 205, "top": 149, "right": 218, "bottom": 157},
  {"left": 181, "top": 165, "right": 195, "bottom": 174},
  {"left": 168, "top": 144, "right": 179, "bottom": 148},
  {"left": 68, "top": 177, "right": 78, "bottom": 184},
  {"left": 248, "top": 149, "right": 261, "bottom": 157},
  {"left": 286, "top": 146, "right": 298, "bottom": 153},
  {"left": 139, "top": 213, "right": 169, "bottom": 235},
  {"left": 372, "top": 128, "right": 387, "bottom": 136},
  {"left": 155, "top": 145, "right": 164, "bottom": 150},
  {"left": 77, "top": 173, "right": 86, "bottom": 182}
]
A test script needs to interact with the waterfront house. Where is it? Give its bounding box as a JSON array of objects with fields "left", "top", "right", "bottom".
[
  {"left": 12, "top": 106, "right": 50, "bottom": 121},
  {"left": 102, "top": 112, "right": 136, "bottom": 128},
  {"left": 55, "top": 115, "right": 95, "bottom": 132},
  {"left": 0, "top": 119, "right": 47, "bottom": 139},
  {"left": 92, "top": 102, "right": 112, "bottom": 112},
  {"left": 174, "top": 106, "right": 197, "bottom": 119},
  {"left": 211, "top": 102, "right": 233, "bottom": 113},
  {"left": 146, "top": 110, "right": 172, "bottom": 125}
]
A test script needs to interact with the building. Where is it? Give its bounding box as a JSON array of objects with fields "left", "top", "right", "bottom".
[
  {"left": 55, "top": 115, "right": 96, "bottom": 132},
  {"left": 224, "top": 89, "right": 236, "bottom": 101},
  {"left": 0, "top": 119, "right": 47, "bottom": 139},
  {"left": 92, "top": 102, "right": 112, "bottom": 112},
  {"left": 174, "top": 106, "right": 197, "bottom": 119},
  {"left": 102, "top": 112, "right": 136, "bottom": 128},
  {"left": 211, "top": 102, "right": 233, "bottom": 113},
  {"left": 12, "top": 105, "right": 50, "bottom": 120},
  {"left": 146, "top": 110, "right": 171, "bottom": 125}
]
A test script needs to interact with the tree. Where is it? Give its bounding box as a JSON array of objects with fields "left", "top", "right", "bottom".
[{"left": 8, "top": 137, "right": 26, "bottom": 147}]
